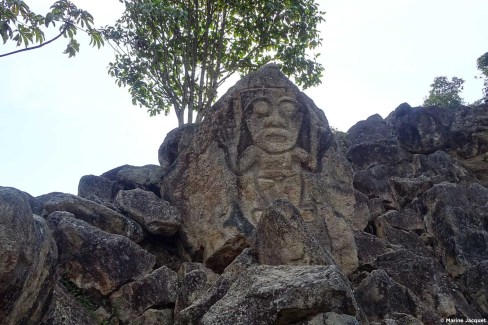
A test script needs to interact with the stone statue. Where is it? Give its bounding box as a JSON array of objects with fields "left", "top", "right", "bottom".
[
  {"left": 163, "top": 65, "right": 363, "bottom": 274},
  {"left": 237, "top": 88, "right": 315, "bottom": 223}
]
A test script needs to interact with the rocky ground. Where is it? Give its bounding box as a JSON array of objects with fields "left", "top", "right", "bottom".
[{"left": 1, "top": 65, "right": 487, "bottom": 324}]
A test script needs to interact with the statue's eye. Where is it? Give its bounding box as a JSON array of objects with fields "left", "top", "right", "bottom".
[
  {"left": 280, "top": 101, "right": 297, "bottom": 116},
  {"left": 253, "top": 100, "right": 270, "bottom": 117}
]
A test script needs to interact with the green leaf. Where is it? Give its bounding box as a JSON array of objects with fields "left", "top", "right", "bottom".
[{"left": 63, "top": 38, "right": 80, "bottom": 57}]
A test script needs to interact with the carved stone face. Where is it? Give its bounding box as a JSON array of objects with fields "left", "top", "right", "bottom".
[{"left": 243, "top": 89, "right": 303, "bottom": 153}]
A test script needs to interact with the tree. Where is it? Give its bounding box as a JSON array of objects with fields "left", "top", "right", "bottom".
[
  {"left": 0, "top": 0, "right": 104, "bottom": 58},
  {"left": 102, "top": 0, "right": 325, "bottom": 126},
  {"left": 477, "top": 52, "right": 488, "bottom": 103},
  {"left": 423, "top": 76, "right": 465, "bottom": 109}
]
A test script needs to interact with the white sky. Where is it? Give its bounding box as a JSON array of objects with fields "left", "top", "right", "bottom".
[{"left": 1, "top": 0, "right": 487, "bottom": 196}]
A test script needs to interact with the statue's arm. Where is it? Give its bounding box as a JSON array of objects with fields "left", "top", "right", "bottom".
[{"left": 238, "top": 146, "right": 259, "bottom": 173}]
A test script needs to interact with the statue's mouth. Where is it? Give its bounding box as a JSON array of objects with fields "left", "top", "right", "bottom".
[
  {"left": 262, "top": 128, "right": 291, "bottom": 143},
  {"left": 265, "top": 134, "right": 288, "bottom": 142}
]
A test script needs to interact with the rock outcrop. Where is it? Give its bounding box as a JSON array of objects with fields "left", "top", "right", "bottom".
[
  {"left": 0, "top": 187, "right": 58, "bottom": 324},
  {"left": 162, "top": 64, "right": 363, "bottom": 275},
  {"left": 1, "top": 65, "right": 488, "bottom": 324}
]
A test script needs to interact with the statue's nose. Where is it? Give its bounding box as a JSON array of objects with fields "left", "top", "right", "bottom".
[{"left": 264, "top": 107, "right": 286, "bottom": 128}]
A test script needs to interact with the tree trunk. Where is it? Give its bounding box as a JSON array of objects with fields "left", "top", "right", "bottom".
[
  {"left": 187, "top": 106, "right": 193, "bottom": 124},
  {"left": 177, "top": 110, "right": 185, "bottom": 127}
]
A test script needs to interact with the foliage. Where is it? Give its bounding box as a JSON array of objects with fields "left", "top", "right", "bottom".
[
  {"left": 0, "top": 0, "right": 103, "bottom": 58},
  {"left": 477, "top": 52, "right": 488, "bottom": 76},
  {"left": 477, "top": 52, "right": 488, "bottom": 103},
  {"left": 60, "top": 278, "right": 98, "bottom": 312},
  {"left": 423, "top": 76, "right": 465, "bottom": 109},
  {"left": 102, "top": 0, "right": 325, "bottom": 126},
  {"left": 60, "top": 277, "right": 119, "bottom": 323}
]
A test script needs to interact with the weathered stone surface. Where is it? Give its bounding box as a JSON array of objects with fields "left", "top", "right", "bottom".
[
  {"left": 158, "top": 123, "right": 198, "bottom": 172},
  {"left": 163, "top": 64, "right": 359, "bottom": 274},
  {"left": 372, "top": 250, "right": 478, "bottom": 319},
  {"left": 7, "top": 70, "right": 488, "bottom": 324},
  {"left": 47, "top": 211, "right": 155, "bottom": 295},
  {"left": 373, "top": 213, "right": 431, "bottom": 256},
  {"left": 102, "top": 164, "right": 165, "bottom": 198},
  {"left": 0, "top": 186, "right": 58, "bottom": 325},
  {"left": 422, "top": 182, "right": 488, "bottom": 276},
  {"left": 110, "top": 266, "right": 178, "bottom": 323},
  {"left": 43, "top": 192, "right": 145, "bottom": 242},
  {"left": 175, "top": 248, "right": 258, "bottom": 324},
  {"left": 175, "top": 263, "right": 218, "bottom": 317},
  {"left": 140, "top": 234, "right": 184, "bottom": 272},
  {"left": 254, "top": 199, "right": 335, "bottom": 267},
  {"left": 42, "top": 282, "right": 97, "bottom": 325},
  {"left": 115, "top": 188, "right": 181, "bottom": 236},
  {"left": 129, "top": 308, "right": 174, "bottom": 325},
  {"left": 295, "top": 312, "right": 360, "bottom": 325},
  {"left": 200, "top": 265, "right": 359, "bottom": 325},
  {"left": 354, "top": 230, "right": 395, "bottom": 266},
  {"left": 461, "top": 261, "right": 488, "bottom": 315},
  {"left": 353, "top": 165, "right": 399, "bottom": 210},
  {"left": 385, "top": 103, "right": 454, "bottom": 154},
  {"left": 78, "top": 174, "right": 116, "bottom": 202},
  {"left": 354, "top": 269, "right": 418, "bottom": 322},
  {"left": 450, "top": 104, "right": 488, "bottom": 158},
  {"left": 23, "top": 190, "right": 45, "bottom": 215}
]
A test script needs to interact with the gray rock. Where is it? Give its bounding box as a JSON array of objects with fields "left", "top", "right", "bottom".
[
  {"left": 129, "top": 308, "right": 174, "bottom": 325},
  {"left": 0, "top": 187, "right": 58, "bottom": 324},
  {"left": 110, "top": 266, "right": 178, "bottom": 323},
  {"left": 295, "top": 312, "right": 360, "bottom": 325},
  {"left": 175, "top": 263, "right": 218, "bottom": 317},
  {"left": 176, "top": 248, "right": 258, "bottom": 324},
  {"left": 461, "top": 260, "right": 488, "bottom": 315},
  {"left": 47, "top": 211, "right": 155, "bottom": 295},
  {"left": 353, "top": 165, "right": 399, "bottom": 211},
  {"left": 372, "top": 250, "right": 478, "bottom": 319},
  {"left": 42, "top": 282, "right": 98, "bottom": 325},
  {"left": 102, "top": 164, "right": 165, "bottom": 198},
  {"left": 346, "top": 113, "right": 396, "bottom": 144},
  {"left": 422, "top": 182, "right": 488, "bottom": 276},
  {"left": 254, "top": 199, "right": 335, "bottom": 267},
  {"left": 354, "top": 269, "right": 418, "bottom": 322},
  {"left": 386, "top": 104, "right": 454, "bottom": 154},
  {"left": 115, "top": 188, "right": 181, "bottom": 236},
  {"left": 354, "top": 230, "right": 395, "bottom": 266},
  {"left": 43, "top": 192, "right": 145, "bottom": 243},
  {"left": 78, "top": 174, "right": 116, "bottom": 202},
  {"left": 158, "top": 123, "right": 198, "bottom": 172},
  {"left": 450, "top": 104, "right": 488, "bottom": 158},
  {"left": 163, "top": 65, "right": 358, "bottom": 275},
  {"left": 200, "top": 264, "right": 359, "bottom": 325},
  {"left": 0, "top": 186, "right": 58, "bottom": 325}
]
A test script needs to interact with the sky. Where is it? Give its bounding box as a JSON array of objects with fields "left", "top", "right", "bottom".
[{"left": 1, "top": 0, "right": 487, "bottom": 196}]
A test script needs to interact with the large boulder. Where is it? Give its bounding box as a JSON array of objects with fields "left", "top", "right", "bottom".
[
  {"left": 101, "top": 164, "right": 165, "bottom": 198},
  {"left": 174, "top": 262, "right": 218, "bottom": 317},
  {"left": 422, "top": 182, "right": 488, "bottom": 276},
  {"left": 200, "top": 265, "right": 359, "bottom": 324},
  {"left": 162, "top": 64, "right": 361, "bottom": 274},
  {"left": 42, "top": 193, "right": 145, "bottom": 243},
  {"left": 254, "top": 199, "right": 335, "bottom": 267},
  {"left": 109, "top": 266, "right": 178, "bottom": 323},
  {"left": 175, "top": 248, "right": 259, "bottom": 324},
  {"left": 115, "top": 188, "right": 181, "bottom": 236},
  {"left": 385, "top": 103, "right": 455, "bottom": 154},
  {"left": 46, "top": 211, "right": 155, "bottom": 295},
  {"left": 158, "top": 123, "right": 199, "bottom": 172},
  {"left": 78, "top": 174, "right": 116, "bottom": 202},
  {"left": 0, "top": 186, "right": 58, "bottom": 324},
  {"left": 42, "top": 282, "right": 98, "bottom": 325}
]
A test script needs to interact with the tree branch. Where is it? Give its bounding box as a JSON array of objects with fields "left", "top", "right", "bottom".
[{"left": 0, "top": 24, "right": 68, "bottom": 58}]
